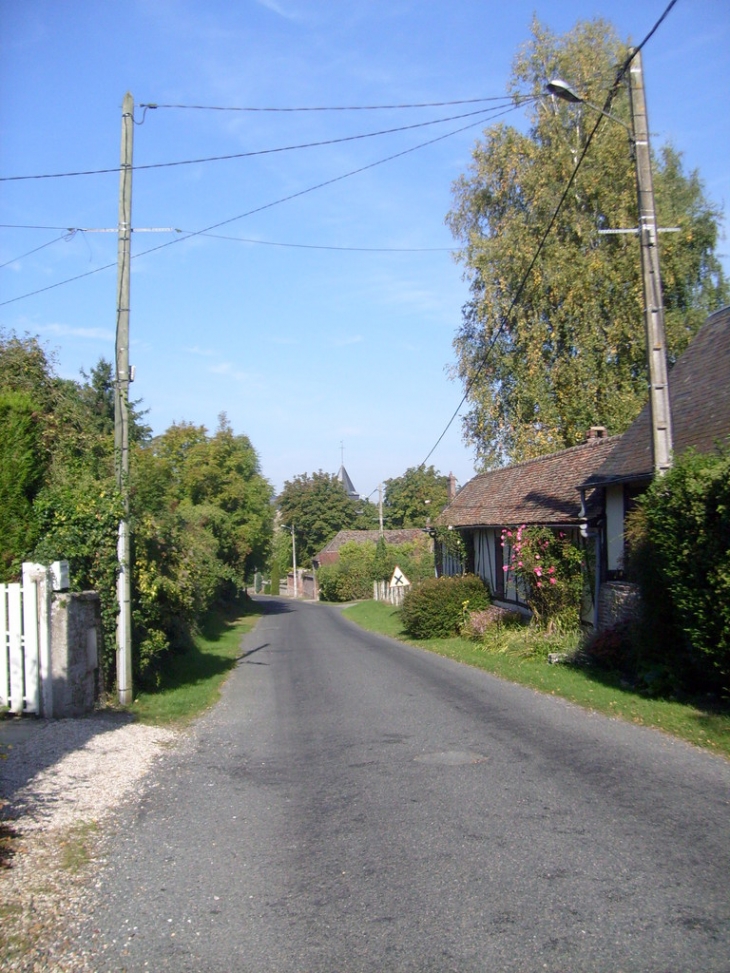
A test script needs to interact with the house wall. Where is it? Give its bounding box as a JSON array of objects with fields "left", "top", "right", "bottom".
[
  {"left": 440, "top": 529, "right": 520, "bottom": 604},
  {"left": 606, "top": 485, "right": 625, "bottom": 573}
]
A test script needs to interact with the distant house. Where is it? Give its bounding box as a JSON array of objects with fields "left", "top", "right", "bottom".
[
  {"left": 436, "top": 431, "right": 620, "bottom": 616},
  {"left": 313, "top": 528, "right": 431, "bottom": 570}
]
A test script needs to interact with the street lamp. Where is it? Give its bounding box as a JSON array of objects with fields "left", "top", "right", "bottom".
[{"left": 546, "top": 48, "right": 673, "bottom": 476}]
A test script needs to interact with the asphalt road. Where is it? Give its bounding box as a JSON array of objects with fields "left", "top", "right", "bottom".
[{"left": 81, "top": 597, "right": 730, "bottom": 972}]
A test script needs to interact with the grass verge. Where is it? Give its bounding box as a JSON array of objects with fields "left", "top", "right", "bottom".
[
  {"left": 343, "top": 600, "right": 730, "bottom": 758},
  {"left": 130, "top": 596, "right": 263, "bottom": 726}
]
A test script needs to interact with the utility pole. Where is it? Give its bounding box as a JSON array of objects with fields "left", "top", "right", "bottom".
[
  {"left": 627, "top": 49, "right": 673, "bottom": 475},
  {"left": 291, "top": 526, "right": 297, "bottom": 598},
  {"left": 115, "top": 92, "right": 133, "bottom": 705}
]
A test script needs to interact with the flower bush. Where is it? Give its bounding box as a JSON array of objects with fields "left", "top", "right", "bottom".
[{"left": 501, "top": 525, "right": 584, "bottom": 631}]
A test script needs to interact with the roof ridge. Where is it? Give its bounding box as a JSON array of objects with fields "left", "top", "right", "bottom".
[{"left": 472, "top": 434, "right": 621, "bottom": 478}]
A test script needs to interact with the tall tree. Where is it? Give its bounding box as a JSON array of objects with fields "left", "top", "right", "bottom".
[
  {"left": 277, "top": 471, "right": 361, "bottom": 565},
  {"left": 447, "top": 18, "right": 728, "bottom": 468},
  {"left": 383, "top": 466, "right": 450, "bottom": 528}
]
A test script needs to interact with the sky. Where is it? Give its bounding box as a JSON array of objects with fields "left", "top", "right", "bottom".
[{"left": 1, "top": 0, "right": 728, "bottom": 500}]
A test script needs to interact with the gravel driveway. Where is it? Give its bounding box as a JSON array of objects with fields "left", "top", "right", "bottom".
[{"left": 0, "top": 713, "right": 179, "bottom": 972}]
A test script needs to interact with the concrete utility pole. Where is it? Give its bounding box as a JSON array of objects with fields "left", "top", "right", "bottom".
[
  {"left": 627, "top": 49, "right": 674, "bottom": 475},
  {"left": 115, "top": 92, "right": 133, "bottom": 705}
]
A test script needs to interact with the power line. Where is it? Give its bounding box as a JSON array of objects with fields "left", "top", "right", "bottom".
[
  {"left": 0, "top": 232, "right": 76, "bottom": 270},
  {"left": 0, "top": 101, "right": 534, "bottom": 183},
  {"left": 0, "top": 102, "right": 521, "bottom": 307},
  {"left": 419, "top": 0, "right": 678, "bottom": 470},
  {"left": 141, "top": 96, "right": 525, "bottom": 112},
  {"left": 186, "top": 231, "right": 457, "bottom": 252},
  {"left": 118, "top": 109, "right": 514, "bottom": 265}
]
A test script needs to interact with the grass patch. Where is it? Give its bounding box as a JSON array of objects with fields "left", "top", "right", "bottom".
[
  {"left": 343, "top": 600, "right": 730, "bottom": 758},
  {"left": 130, "top": 596, "right": 263, "bottom": 726},
  {"left": 59, "top": 820, "right": 99, "bottom": 873}
]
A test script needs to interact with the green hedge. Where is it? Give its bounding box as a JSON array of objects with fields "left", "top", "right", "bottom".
[
  {"left": 401, "top": 574, "right": 490, "bottom": 639},
  {"left": 627, "top": 446, "right": 730, "bottom": 692}
]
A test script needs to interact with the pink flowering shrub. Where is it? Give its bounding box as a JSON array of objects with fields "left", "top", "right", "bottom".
[{"left": 501, "top": 525, "right": 584, "bottom": 631}]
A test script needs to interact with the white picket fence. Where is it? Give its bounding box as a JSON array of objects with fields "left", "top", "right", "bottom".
[
  {"left": 373, "top": 579, "right": 409, "bottom": 607},
  {"left": 0, "top": 570, "right": 40, "bottom": 715}
]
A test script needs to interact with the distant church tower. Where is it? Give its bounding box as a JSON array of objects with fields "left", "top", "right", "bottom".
[{"left": 337, "top": 464, "right": 359, "bottom": 501}]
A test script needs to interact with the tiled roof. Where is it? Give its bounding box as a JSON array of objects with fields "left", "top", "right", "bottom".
[
  {"left": 317, "top": 528, "right": 429, "bottom": 556},
  {"left": 438, "top": 435, "right": 621, "bottom": 529},
  {"left": 585, "top": 305, "right": 730, "bottom": 486}
]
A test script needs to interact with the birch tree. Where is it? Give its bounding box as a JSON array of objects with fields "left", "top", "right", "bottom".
[{"left": 447, "top": 18, "right": 728, "bottom": 467}]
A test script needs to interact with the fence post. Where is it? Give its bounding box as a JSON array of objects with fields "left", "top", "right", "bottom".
[{"left": 23, "top": 563, "right": 53, "bottom": 718}]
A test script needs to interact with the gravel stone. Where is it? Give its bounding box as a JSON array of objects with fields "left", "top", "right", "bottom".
[{"left": 1, "top": 714, "right": 180, "bottom": 971}]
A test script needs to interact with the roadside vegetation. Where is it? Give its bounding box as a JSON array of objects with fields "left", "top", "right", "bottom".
[
  {"left": 130, "top": 596, "right": 263, "bottom": 726},
  {"left": 0, "top": 334, "right": 274, "bottom": 696}
]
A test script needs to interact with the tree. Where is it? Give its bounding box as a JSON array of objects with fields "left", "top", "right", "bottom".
[
  {"left": 383, "top": 466, "right": 450, "bottom": 528},
  {"left": 277, "top": 471, "right": 361, "bottom": 565},
  {"left": 0, "top": 391, "right": 46, "bottom": 577},
  {"left": 130, "top": 416, "right": 274, "bottom": 683},
  {"left": 447, "top": 18, "right": 729, "bottom": 468}
]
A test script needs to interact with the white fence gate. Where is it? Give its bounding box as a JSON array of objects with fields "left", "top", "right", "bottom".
[
  {"left": 373, "top": 579, "right": 408, "bottom": 607},
  {"left": 0, "top": 569, "right": 41, "bottom": 715}
]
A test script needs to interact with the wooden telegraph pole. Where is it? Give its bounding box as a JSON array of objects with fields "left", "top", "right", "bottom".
[
  {"left": 115, "top": 92, "right": 133, "bottom": 704},
  {"left": 627, "top": 49, "right": 674, "bottom": 475}
]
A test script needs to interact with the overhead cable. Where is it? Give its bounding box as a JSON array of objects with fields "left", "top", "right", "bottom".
[
  {"left": 186, "top": 232, "right": 457, "bottom": 252},
  {"left": 0, "top": 101, "right": 534, "bottom": 183},
  {"left": 140, "top": 96, "right": 528, "bottom": 112},
  {"left": 0, "top": 232, "right": 76, "bottom": 270},
  {"left": 0, "top": 102, "right": 521, "bottom": 307}
]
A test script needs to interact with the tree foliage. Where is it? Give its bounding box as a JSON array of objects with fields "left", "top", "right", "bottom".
[
  {"left": 277, "top": 471, "right": 366, "bottom": 565},
  {"left": 0, "top": 391, "right": 46, "bottom": 576},
  {"left": 626, "top": 446, "right": 730, "bottom": 692},
  {"left": 447, "top": 18, "right": 728, "bottom": 468},
  {"left": 317, "top": 535, "right": 435, "bottom": 603},
  {"left": 0, "top": 328, "right": 274, "bottom": 691},
  {"left": 383, "top": 465, "right": 451, "bottom": 528}
]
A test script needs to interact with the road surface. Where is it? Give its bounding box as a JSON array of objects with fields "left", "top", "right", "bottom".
[{"left": 80, "top": 597, "right": 730, "bottom": 972}]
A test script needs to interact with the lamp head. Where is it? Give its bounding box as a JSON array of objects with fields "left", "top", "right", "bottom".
[{"left": 546, "top": 78, "right": 583, "bottom": 103}]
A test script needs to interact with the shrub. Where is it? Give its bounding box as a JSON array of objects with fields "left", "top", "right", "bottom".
[
  {"left": 461, "top": 605, "right": 524, "bottom": 641},
  {"left": 401, "top": 574, "right": 489, "bottom": 639},
  {"left": 317, "top": 562, "right": 373, "bottom": 602},
  {"left": 580, "top": 623, "right": 634, "bottom": 672},
  {"left": 317, "top": 537, "right": 435, "bottom": 603},
  {"left": 626, "top": 446, "right": 730, "bottom": 691}
]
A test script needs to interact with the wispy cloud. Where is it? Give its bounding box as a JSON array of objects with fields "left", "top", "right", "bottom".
[
  {"left": 185, "top": 345, "right": 217, "bottom": 357},
  {"left": 331, "top": 334, "right": 364, "bottom": 348},
  {"left": 253, "top": 0, "right": 301, "bottom": 21},
  {"left": 38, "top": 324, "right": 113, "bottom": 340},
  {"left": 269, "top": 335, "right": 300, "bottom": 346},
  {"left": 208, "top": 361, "right": 265, "bottom": 386}
]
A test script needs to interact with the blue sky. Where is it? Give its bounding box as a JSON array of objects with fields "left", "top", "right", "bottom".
[{"left": 1, "top": 0, "right": 728, "bottom": 499}]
